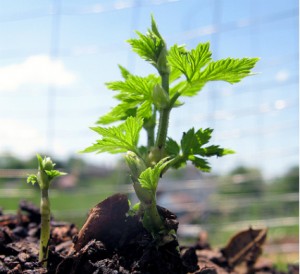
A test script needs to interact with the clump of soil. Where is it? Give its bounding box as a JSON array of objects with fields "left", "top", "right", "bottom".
[{"left": 0, "top": 194, "right": 298, "bottom": 274}]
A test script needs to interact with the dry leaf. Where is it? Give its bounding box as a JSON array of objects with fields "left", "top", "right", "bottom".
[{"left": 221, "top": 227, "right": 268, "bottom": 269}]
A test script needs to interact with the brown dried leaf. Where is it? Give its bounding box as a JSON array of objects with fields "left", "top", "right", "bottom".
[{"left": 221, "top": 227, "right": 268, "bottom": 268}]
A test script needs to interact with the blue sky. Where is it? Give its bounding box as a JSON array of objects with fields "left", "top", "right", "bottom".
[{"left": 0, "top": 0, "right": 298, "bottom": 178}]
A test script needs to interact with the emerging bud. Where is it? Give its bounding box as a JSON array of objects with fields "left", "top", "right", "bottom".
[
  {"left": 148, "top": 146, "right": 163, "bottom": 166},
  {"left": 125, "top": 151, "right": 153, "bottom": 204},
  {"left": 35, "top": 154, "right": 64, "bottom": 190},
  {"left": 153, "top": 84, "right": 170, "bottom": 109},
  {"left": 125, "top": 151, "right": 147, "bottom": 182},
  {"left": 42, "top": 157, "right": 55, "bottom": 171},
  {"left": 157, "top": 46, "right": 169, "bottom": 75}
]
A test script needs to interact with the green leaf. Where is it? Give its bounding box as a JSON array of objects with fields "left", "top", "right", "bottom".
[
  {"left": 36, "top": 154, "right": 44, "bottom": 170},
  {"left": 180, "top": 128, "right": 214, "bottom": 156},
  {"left": 166, "top": 137, "right": 180, "bottom": 156},
  {"left": 97, "top": 103, "right": 137, "bottom": 124},
  {"left": 168, "top": 43, "right": 212, "bottom": 81},
  {"left": 169, "top": 66, "right": 182, "bottom": 83},
  {"left": 127, "top": 17, "right": 166, "bottom": 71},
  {"left": 200, "top": 57, "right": 259, "bottom": 84},
  {"left": 108, "top": 74, "right": 158, "bottom": 98},
  {"left": 98, "top": 74, "right": 159, "bottom": 124},
  {"left": 82, "top": 116, "right": 143, "bottom": 155},
  {"left": 198, "top": 145, "right": 235, "bottom": 157},
  {"left": 27, "top": 174, "right": 38, "bottom": 185},
  {"left": 45, "top": 170, "right": 67, "bottom": 181},
  {"left": 26, "top": 155, "right": 66, "bottom": 189},
  {"left": 194, "top": 128, "right": 214, "bottom": 149},
  {"left": 171, "top": 127, "right": 234, "bottom": 171},
  {"left": 181, "top": 128, "right": 196, "bottom": 156},
  {"left": 118, "top": 64, "right": 131, "bottom": 79},
  {"left": 169, "top": 51, "right": 258, "bottom": 98},
  {"left": 150, "top": 14, "right": 163, "bottom": 40},
  {"left": 128, "top": 32, "right": 162, "bottom": 68},
  {"left": 139, "top": 157, "right": 172, "bottom": 191},
  {"left": 136, "top": 100, "right": 153, "bottom": 119},
  {"left": 188, "top": 155, "right": 211, "bottom": 172}
]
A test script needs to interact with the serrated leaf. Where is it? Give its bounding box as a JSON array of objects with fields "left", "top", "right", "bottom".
[
  {"left": 174, "top": 127, "right": 233, "bottom": 172},
  {"left": 45, "top": 170, "right": 67, "bottom": 181},
  {"left": 221, "top": 148, "right": 235, "bottom": 155},
  {"left": 200, "top": 57, "right": 259, "bottom": 84},
  {"left": 199, "top": 145, "right": 235, "bottom": 157},
  {"left": 82, "top": 117, "right": 143, "bottom": 155},
  {"left": 168, "top": 43, "right": 212, "bottom": 82},
  {"left": 170, "top": 79, "right": 206, "bottom": 97},
  {"left": 166, "top": 137, "right": 180, "bottom": 156},
  {"left": 99, "top": 74, "right": 159, "bottom": 124},
  {"left": 27, "top": 174, "right": 38, "bottom": 185},
  {"left": 169, "top": 53, "right": 258, "bottom": 98},
  {"left": 127, "top": 17, "right": 166, "bottom": 70},
  {"left": 139, "top": 167, "right": 156, "bottom": 191},
  {"left": 171, "top": 158, "right": 186, "bottom": 169},
  {"left": 128, "top": 31, "right": 164, "bottom": 68},
  {"left": 108, "top": 74, "right": 159, "bottom": 97},
  {"left": 194, "top": 128, "right": 213, "bottom": 148},
  {"left": 188, "top": 155, "right": 211, "bottom": 172},
  {"left": 36, "top": 154, "right": 44, "bottom": 170},
  {"left": 139, "top": 157, "right": 172, "bottom": 191},
  {"left": 169, "top": 66, "right": 182, "bottom": 83},
  {"left": 151, "top": 14, "right": 164, "bottom": 41},
  {"left": 181, "top": 128, "right": 196, "bottom": 156},
  {"left": 136, "top": 100, "right": 153, "bottom": 119},
  {"left": 118, "top": 64, "right": 131, "bottom": 79},
  {"left": 180, "top": 128, "right": 213, "bottom": 156},
  {"left": 97, "top": 103, "right": 137, "bottom": 124}
]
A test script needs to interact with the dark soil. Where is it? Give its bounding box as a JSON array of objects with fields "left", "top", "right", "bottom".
[{"left": 0, "top": 194, "right": 298, "bottom": 274}]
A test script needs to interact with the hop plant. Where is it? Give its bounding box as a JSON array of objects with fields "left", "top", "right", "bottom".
[
  {"left": 83, "top": 16, "right": 258, "bottom": 243},
  {"left": 27, "top": 154, "right": 66, "bottom": 267}
]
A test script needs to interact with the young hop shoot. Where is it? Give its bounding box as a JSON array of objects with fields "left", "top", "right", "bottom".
[
  {"left": 27, "top": 155, "right": 66, "bottom": 267},
  {"left": 83, "top": 16, "right": 258, "bottom": 243}
]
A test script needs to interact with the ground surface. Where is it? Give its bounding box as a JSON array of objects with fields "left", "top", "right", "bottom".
[{"left": 0, "top": 194, "right": 298, "bottom": 274}]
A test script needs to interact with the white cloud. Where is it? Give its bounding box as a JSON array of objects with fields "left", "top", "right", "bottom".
[
  {"left": 0, "top": 119, "right": 67, "bottom": 158},
  {"left": 0, "top": 119, "right": 45, "bottom": 158},
  {"left": 0, "top": 55, "right": 75, "bottom": 92},
  {"left": 274, "top": 99, "right": 287, "bottom": 110},
  {"left": 275, "top": 70, "right": 289, "bottom": 83}
]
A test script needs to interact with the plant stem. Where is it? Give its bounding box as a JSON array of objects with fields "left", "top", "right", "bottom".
[
  {"left": 155, "top": 72, "right": 170, "bottom": 157},
  {"left": 145, "top": 109, "right": 156, "bottom": 149},
  {"left": 39, "top": 188, "right": 50, "bottom": 267},
  {"left": 147, "top": 125, "right": 155, "bottom": 148},
  {"left": 143, "top": 197, "right": 164, "bottom": 234},
  {"left": 155, "top": 108, "right": 170, "bottom": 149},
  {"left": 132, "top": 179, "right": 164, "bottom": 234},
  {"left": 150, "top": 203, "right": 163, "bottom": 231}
]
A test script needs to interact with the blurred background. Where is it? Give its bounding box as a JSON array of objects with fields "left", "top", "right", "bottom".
[{"left": 0, "top": 0, "right": 298, "bottom": 270}]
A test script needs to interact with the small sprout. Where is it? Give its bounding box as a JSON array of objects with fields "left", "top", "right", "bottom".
[{"left": 26, "top": 154, "right": 66, "bottom": 267}]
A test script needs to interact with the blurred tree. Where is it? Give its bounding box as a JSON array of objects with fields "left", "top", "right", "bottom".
[
  {"left": 66, "top": 156, "right": 86, "bottom": 173},
  {"left": 269, "top": 166, "right": 299, "bottom": 193},
  {"left": 0, "top": 153, "right": 64, "bottom": 169},
  {"left": 0, "top": 154, "right": 26, "bottom": 169},
  {"left": 218, "top": 166, "right": 264, "bottom": 196}
]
